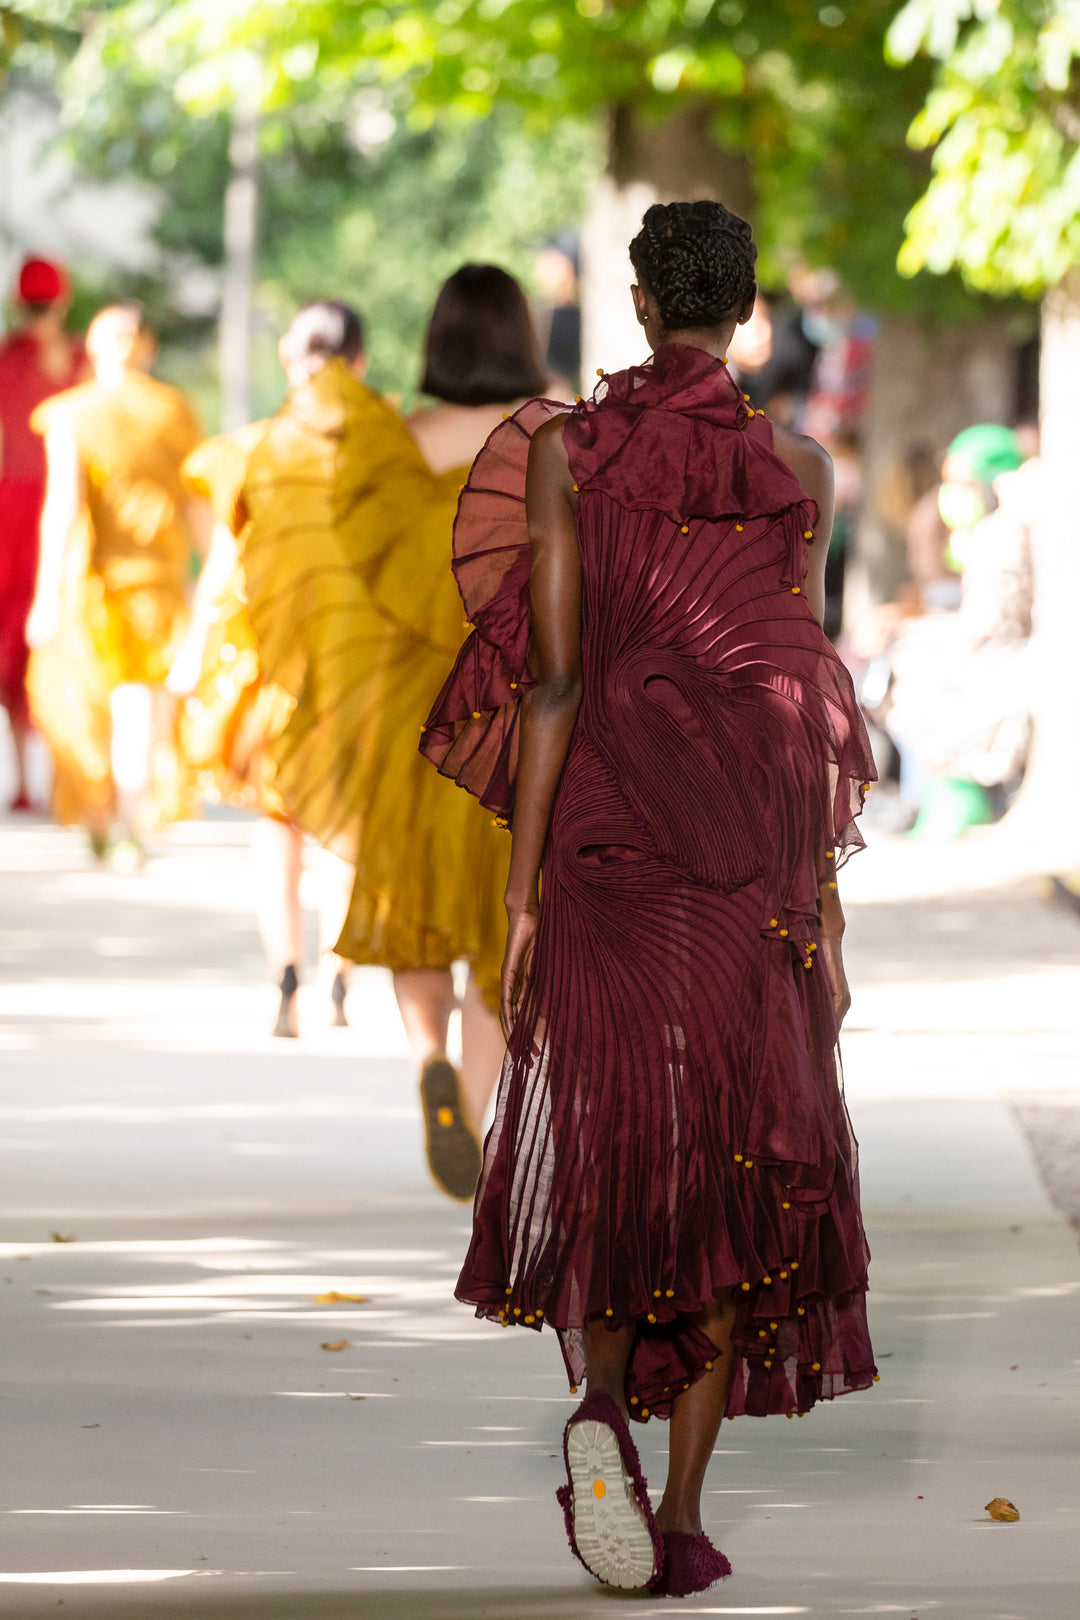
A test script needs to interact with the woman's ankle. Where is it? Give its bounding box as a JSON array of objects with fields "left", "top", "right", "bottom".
[{"left": 655, "top": 1496, "right": 703, "bottom": 1536}]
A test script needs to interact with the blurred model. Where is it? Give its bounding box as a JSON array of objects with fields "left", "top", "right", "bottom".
[
  {"left": 0, "top": 258, "right": 85, "bottom": 811},
  {"left": 169, "top": 303, "right": 375, "bottom": 1035},
  {"left": 225, "top": 302, "right": 422, "bottom": 1036},
  {"left": 335, "top": 265, "right": 546, "bottom": 1200},
  {"left": 422, "top": 204, "right": 877, "bottom": 1595},
  {"left": 25, "top": 303, "right": 201, "bottom": 860}
]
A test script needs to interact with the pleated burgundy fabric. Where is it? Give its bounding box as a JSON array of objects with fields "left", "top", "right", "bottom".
[{"left": 421, "top": 344, "right": 878, "bottom": 1420}]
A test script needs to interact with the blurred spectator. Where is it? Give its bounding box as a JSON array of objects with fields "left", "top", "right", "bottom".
[
  {"left": 0, "top": 258, "right": 85, "bottom": 811},
  {"left": 877, "top": 443, "right": 954, "bottom": 611},
  {"left": 800, "top": 290, "right": 876, "bottom": 446},
  {"left": 883, "top": 424, "right": 1033, "bottom": 838},
  {"left": 534, "top": 234, "right": 579, "bottom": 401},
  {"left": 735, "top": 274, "right": 821, "bottom": 426}
]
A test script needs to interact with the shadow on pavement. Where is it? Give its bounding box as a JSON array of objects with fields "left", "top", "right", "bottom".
[{"left": 63, "top": 1588, "right": 644, "bottom": 1619}]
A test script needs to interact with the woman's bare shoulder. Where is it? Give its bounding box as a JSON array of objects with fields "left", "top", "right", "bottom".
[{"left": 770, "top": 422, "right": 833, "bottom": 501}]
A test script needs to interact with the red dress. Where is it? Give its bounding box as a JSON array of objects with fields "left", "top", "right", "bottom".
[
  {"left": 0, "top": 332, "right": 84, "bottom": 725},
  {"left": 421, "top": 344, "right": 878, "bottom": 1421}
]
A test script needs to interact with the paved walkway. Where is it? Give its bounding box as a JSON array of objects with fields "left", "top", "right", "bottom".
[{"left": 1, "top": 810, "right": 1078, "bottom": 1619}]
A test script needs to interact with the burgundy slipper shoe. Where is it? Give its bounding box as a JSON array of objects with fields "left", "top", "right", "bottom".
[
  {"left": 656, "top": 1529, "right": 732, "bottom": 1597},
  {"left": 557, "top": 1389, "right": 664, "bottom": 1590}
]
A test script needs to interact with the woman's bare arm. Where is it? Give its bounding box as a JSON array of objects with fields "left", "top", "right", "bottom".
[
  {"left": 770, "top": 423, "right": 850, "bottom": 1023},
  {"left": 771, "top": 423, "right": 834, "bottom": 630},
  {"left": 500, "top": 415, "right": 582, "bottom": 1036}
]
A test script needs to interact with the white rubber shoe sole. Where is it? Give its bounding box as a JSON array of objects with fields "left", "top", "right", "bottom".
[{"left": 565, "top": 1417, "right": 660, "bottom": 1590}]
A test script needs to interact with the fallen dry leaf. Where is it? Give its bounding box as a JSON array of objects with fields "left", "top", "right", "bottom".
[
  {"left": 314, "top": 1291, "right": 369, "bottom": 1305},
  {"left": 320, "top": 1339, "right": 351, "bottom": 1352},
  {"left": 50, "top": 1232, "right": 76, "bottom": 1243},
  {"left": 985, "top": 1497, "right": 1020, "bottom": 1522}
]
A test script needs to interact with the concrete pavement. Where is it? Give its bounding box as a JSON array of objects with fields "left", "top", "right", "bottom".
[{"left": 1, "top": 809, "right": 1078, "bottom": 1619}]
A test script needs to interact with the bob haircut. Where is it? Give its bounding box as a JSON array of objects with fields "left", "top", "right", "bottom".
[{"left": 420, "top": 264, "right": 547, "bottom": 406}]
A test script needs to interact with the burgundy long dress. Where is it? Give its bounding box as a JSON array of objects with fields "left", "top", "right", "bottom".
[{"left": 421, "top": 344, "right": 878, "bottom": 1421}]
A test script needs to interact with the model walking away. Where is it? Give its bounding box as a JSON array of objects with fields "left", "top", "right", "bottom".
[
  {"left": 0, "top": 258, "right": 86, "bottom": 812},
  {"left": 422, "top": 203, "right": 879, "bottom": 1596},
  {"left": 225, "top": 301, "right": 421, "bottom": 1036},
  {"left": 335, "top": 265, "right": 547, "bottom": 1202},
  {"left": 168, "top": 303, "right": 374, "bottom": 1036},
  {"left": 25, "top": 302, "right": 201, "bottom": 863}
]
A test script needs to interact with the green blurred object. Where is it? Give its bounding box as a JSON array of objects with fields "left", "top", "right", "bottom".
[
  {"left": 945, "top": 424, "right": 1024, "bottom": 487},
  {"left": 910, "top": 777, "right": 994, "bottom": 841}
]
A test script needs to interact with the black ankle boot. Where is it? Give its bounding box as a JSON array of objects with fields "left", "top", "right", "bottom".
[{"left": 273, "top": 964, "right": 299, "bottom": 1038}]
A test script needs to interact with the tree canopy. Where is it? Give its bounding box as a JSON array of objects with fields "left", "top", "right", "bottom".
[
  {"left": 16, "top": 0, "right": 993, "bottom": 320},
  {"left": 888, "top": 0, "right": 1080, "bottom": 296}
]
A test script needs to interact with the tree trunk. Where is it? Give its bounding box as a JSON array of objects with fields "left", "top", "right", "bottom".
[
  {"left": 219, "top": 106, "right": 258, "bottom": 431},
  {"left": 1001, "top": 269, "right": 1080, "bottom": 867},
  {"left": 581, "top": 104, "right": 754, "bottom": 381},
  {"left": 846, "top": 314, "right": 1017, "bottom": 623}
]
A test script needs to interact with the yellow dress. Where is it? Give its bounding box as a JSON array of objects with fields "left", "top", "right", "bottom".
[
  {"left": 234, "top": 358, "right": 422, "bottom": 860},
  {"left": 178, "top": 424, "right": 292, "bottom": 817},
  {"left": 27, "top": 371, "right": 201, "bottom": 827},
  {"left": 334, "top": 452, "right": 510, "bottom": 1010}
]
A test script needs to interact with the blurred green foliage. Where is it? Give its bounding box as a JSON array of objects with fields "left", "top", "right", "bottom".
[
  {"left": 888, "top": 0, "right": 1080, "bottom": 296},
  {"left": 8, "top": 0, "right": 1045, "bottom": 420}
]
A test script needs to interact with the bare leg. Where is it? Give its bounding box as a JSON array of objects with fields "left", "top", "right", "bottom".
[
  {"left": 583, "top": 1319, "right": 635, "bottom": 1413},
  {"left": 109, "top": 682, "right": 154, "bottom": 833},
  {"left": 315, "top": 848, "right": 355, "bottom": 981},
  {"left": 252, "top": 816, "right": 304, "bottom": 979},
  {"left": 393, "top": 968, "right": 455, "bottom": 1062},
  {"left": 655, "top": 1291, "right": 738, "bottom": 1536},
  {"left": 8, "top": 714, "right": 31, "bottom": 804},
  {"left": 459, "top": 969, "right": 505, "bottom": 1133}
]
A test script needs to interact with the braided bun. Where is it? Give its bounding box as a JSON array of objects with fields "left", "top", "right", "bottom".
[{"left": 629, "top": 200, "right": 757, "bottom": 329}]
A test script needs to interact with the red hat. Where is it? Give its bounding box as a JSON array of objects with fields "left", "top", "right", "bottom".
[{"left": 17, "top": 257, "right": 69, "bottom": 305}]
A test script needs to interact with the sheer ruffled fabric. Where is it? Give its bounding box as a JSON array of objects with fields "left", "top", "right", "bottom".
[
  {"left": 333, "top": 453, "right": 510, "bottom": 1009},
  {"left": 237, "top": 361, "right": 421, "bottom": 859},
  {"left": 179, "top": 425, "right": 292, "bottom": 818},
  {"left": 421, "top": 345, "right": 878, "bottom": 1421}
]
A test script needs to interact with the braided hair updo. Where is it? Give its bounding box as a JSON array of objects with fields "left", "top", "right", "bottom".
[{"left": 629, "top": 200, "right": 757, "bottom": 330}]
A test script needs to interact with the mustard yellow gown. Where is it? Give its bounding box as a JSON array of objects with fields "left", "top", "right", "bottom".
[
  {"left": 178, "top": 423, "right": 292, "bottom": 817},
  {"left": 334, "top": 446, "right": 510, "bottom": 1011},
  {"left": 28, "top": 371, "right": 201, "bottom": 827},
  {"left": 233, "top": 358, "right": 421, "bottom": 861}
]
